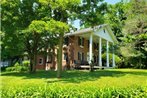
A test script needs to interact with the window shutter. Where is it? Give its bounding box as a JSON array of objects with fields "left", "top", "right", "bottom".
[
  {"left": 66, "top": 37, "right": 69, "bottom": 45},
  {"left": 82, "top": 53, "right": 84, "bottom": 61},
  {"left": 82, "top": 38, "right": 84, "bottom": 46},
  {"left": 78, "top": 52, "right": 80, "bottom": 60},
  {"left": 88, "top": 40, "right": 89, "bottom": 47},
  {"left": 78, "top": 37, "right": 81, "bottom": 46}
]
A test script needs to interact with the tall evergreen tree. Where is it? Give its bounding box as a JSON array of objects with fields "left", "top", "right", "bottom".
[{"left": 122, "top": 0, "right": 147, "bottom": 68}]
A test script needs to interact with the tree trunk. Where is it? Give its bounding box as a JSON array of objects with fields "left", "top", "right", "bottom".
[
  {"left": 33, "top": 52, "right": 37, "bottom": 72},
  {"left": 29, "top": 53, "right": 36, "bottom": 73},
  {"left": 57, "top": 33, "right": 64, "bottom": 78},
  {"left": 29, "top": 55, "right": 34, "bottom": 73}
]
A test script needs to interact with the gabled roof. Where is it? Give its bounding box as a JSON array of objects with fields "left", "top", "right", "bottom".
[{"left": 65, "top": 24, "right": 118, "bottom": 43}]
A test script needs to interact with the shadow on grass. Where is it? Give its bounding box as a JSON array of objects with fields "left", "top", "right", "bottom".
[{"left": 1, "top": 69, "right": 147, "bottom": 83}]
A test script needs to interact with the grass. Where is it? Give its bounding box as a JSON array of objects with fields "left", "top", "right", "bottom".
[{"left": 1, "top": 69, "right": 147, "bottom": 97}]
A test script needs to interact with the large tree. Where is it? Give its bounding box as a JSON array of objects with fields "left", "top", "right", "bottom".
[
  {"left": 77, "top": 0, "right": 108, "bottom": 27},
  {"left": 121, "top": 0, "right": 147, "bottom": 68},
  {"left": 40, "top": 0, "right": 80, "bottom": 77},
  {"left": 104, "top": 1, "right": 127, "bottom": 41},
  {"left": 1, "top": 0, "right": 24, "bottom": 64},
  {"left": 23, "top": 20, "right": 50, "bottom": 72}
]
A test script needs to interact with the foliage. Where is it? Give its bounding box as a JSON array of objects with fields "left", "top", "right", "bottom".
[
  {"left": 102, "top": 53, "right": 122, "bottom": 67},
  {"left": 104, "top": 0, "right": 147, "bottom": 69},
  {"left": 42, "top": 0, "right": 80, "bottom": 77},
  {"left": 1, "top": 69, "right": 147, "bottom": 98},
  {"left": 1, "top": 0, "right": 37, "bottom": 61},
  {"left": 121, "top": 0, "right": 147, "bottom": 69},
  {"left": 47, "top": 19, "right": 69, "bottom": 34},
  {"left": 5, "top": 62, "right": 29, "bottom": 72},
  {"left": 23, "top": 20, "right": 50, "bottom": 72},
  {"left": 104, "top": 1, "right": 127, "bottom": 41},
  {"left": 78, "top": 0, "right": 107, "bottom": 28},
  {"left": 22, "top": 60, "right": 30, "bottom": 67},
  {"left": 5, "top": 67, "right": 15, "bottom": 72}
]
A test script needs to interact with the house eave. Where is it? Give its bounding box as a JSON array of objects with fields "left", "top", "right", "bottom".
[{"left": 64, "top": 24, "right": 118, "bottom": 44}]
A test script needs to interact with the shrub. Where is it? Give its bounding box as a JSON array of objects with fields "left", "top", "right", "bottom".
[
  {"left": 5, "top": 67, "right": 15, "bottom": 72},
  {"left": 1, "top": 66, "right": 7, "bottom": 71},
  {"left": 5, "top": 62, "right": 29, "bottom": 72},
  {"left": 102, "top": 53, "right": 122, "bottom": 67},
  {"left": 22, "top": 60, "right": 30, "bottom": 67}
]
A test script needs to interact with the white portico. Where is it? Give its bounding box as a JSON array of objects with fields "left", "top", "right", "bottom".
[{"left": 65, "top": 24, "right": 118, "bottom": 68}]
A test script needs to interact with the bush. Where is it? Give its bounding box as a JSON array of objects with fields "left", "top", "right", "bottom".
[
  {"left": 5, "top": 67, "right": 15, "bottom": 72},
  {"left": 102, "top": 53, "right": 122, "bottom": 67},
  {"left": 5, "top": 62, "right": 29, "bottom": 72},
  {"left": 22, "top": 60, "right": 30, "bottom": 67},
  {"left": 1, "top": 66, "right": 7, "bottom": 71}
]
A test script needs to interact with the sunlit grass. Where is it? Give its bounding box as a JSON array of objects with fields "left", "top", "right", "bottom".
[{"left": 1, "top": 69, "right": 147, "bottom": 97}]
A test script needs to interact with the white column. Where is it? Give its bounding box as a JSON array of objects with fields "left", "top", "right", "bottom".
[
  {"left": 46, "top": 49, "right": 49, "bottom": 70},
  {"left": 99, "top": 37, "right": 102, "bottom": 67},
  {"left": 89, "top": 33, "right": 93, "bottom": 64},
  {"left": 106, "top": 41, "right": 109, "bottom": 67},
  {"left": 112, "top": 43, "right": 115, "bottom": 67}
]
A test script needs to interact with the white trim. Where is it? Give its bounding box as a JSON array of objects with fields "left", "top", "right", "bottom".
[
  {"left": 99, "top": 37, "right": 102, "bottom": 66},
  {"left": 39, "top": 58, "right": 43, "bottom": 65},
  {"left": 89, "top": 33, "right": 93, "bottom": 64},
  {"left": 106, "top": 41, "right": 109, "bottom": 67},
  {"left": 112, "top": 43, "right": 116, "bottom": 67},
  {"left": 64, "top": 24, "right": 118, "bottom": 44}
]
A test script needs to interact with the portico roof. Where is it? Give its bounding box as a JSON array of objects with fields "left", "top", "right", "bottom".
[{"left": 65, "top": 24, "right": 118, "bottom": 43}]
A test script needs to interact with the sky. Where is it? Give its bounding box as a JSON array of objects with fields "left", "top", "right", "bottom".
[
  {"left": 73, "top": 0, "right": 122, "bottom": 29},
  {"left": 104, "top": 0, "right": 122, "bottom": 4}
]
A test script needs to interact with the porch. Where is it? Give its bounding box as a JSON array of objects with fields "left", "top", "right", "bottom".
[
  {"left": 65, "top": 24, "right": 118, "bottom": 69},
  {"left": 75, "top": 65, "right": 113, "bottom": 70}
]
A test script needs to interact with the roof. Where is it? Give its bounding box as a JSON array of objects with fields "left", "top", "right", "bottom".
[{"left": 65, "top": 24, "right": 118, "bottom": 43}]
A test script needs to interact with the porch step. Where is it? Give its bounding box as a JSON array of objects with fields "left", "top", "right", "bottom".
[{"left": 75, "top": 65, "right": 112, "bottom": 70}]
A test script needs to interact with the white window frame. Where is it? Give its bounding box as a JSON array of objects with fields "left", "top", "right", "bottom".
[
  {"left": 39, "top": 58, "right": 43, "bottom": 65},
  {"left": 78, "top": 52, "right": 84, "bottom": 61}
]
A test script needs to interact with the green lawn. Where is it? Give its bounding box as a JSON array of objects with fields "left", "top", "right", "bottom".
[{"left": 1, "top": 69, "right": 147, "bottom": 98}]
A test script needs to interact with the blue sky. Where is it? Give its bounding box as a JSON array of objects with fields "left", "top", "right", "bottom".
[
  {"left": 104, "top": 0, "right": 122, "bottom": 4},
  {"left": 73, "top": 0, "right": 122, "bottom": 29}
]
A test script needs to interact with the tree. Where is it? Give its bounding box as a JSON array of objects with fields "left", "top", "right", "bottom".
[
  {"left": 121, "top": 0, "right": 147, "bottom": 68},
  {"left": 104, "top": 1, "right": 127, "bottom": 41},
  {"left": 47, "top": 19, "right": 69, "bottom": 77},
  {"left": 23, "top": 20, "right": 50, "bottom": 72},
  {"left": 1, "top": 0, "right": 78, "bottom": 75},
  {"left": 1, "top": 0, "right": 25, "bottom": 64},
  {"left": 78, "top": 0, "right": 108, "bottom": 27},
  {"left": 40, "top": 0, "right": 80, "bottom": 77},
  {"left": 1, "top": 0, "right": 44, "bottom": 64}
]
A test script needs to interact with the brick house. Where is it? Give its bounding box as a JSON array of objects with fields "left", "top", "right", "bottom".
[{"left": 35, "top": 24, "right": 118, "bottom": 70}]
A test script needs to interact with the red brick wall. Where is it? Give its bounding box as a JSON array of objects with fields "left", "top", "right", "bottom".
[
  {"left": 35, "top": 55, "right": 46, "bottom": 70},
  {"left": 36, "top": 36, "right": 99, "bottom": 70},
  {"left": 70, "top": 36, "right": 98, "bottom": 62}
]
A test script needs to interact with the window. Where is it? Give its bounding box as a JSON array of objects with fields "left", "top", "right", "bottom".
[
  {"left": 82, "top": 53, "right": 84, "bottom": 61},
  {"left": 47, "top": 55, "right": 52, "bottom": 63},
  {"left": 78, "top": 52, "right": 81, "bottom": 60},
  {"left": 78, "top": 52, "right": 84, "bottom": 61},
  {"left": 78, "top": 37, "right": 84, "bottom": 46},
  {"left": 64, "top": 37, "right": 69, "bottom": 45},
  {"left": 39, "top": 58, "right": 43, "bottom": 65},
  {"left": 64, "top": 53, "right": 68, "bottom": 61}
]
